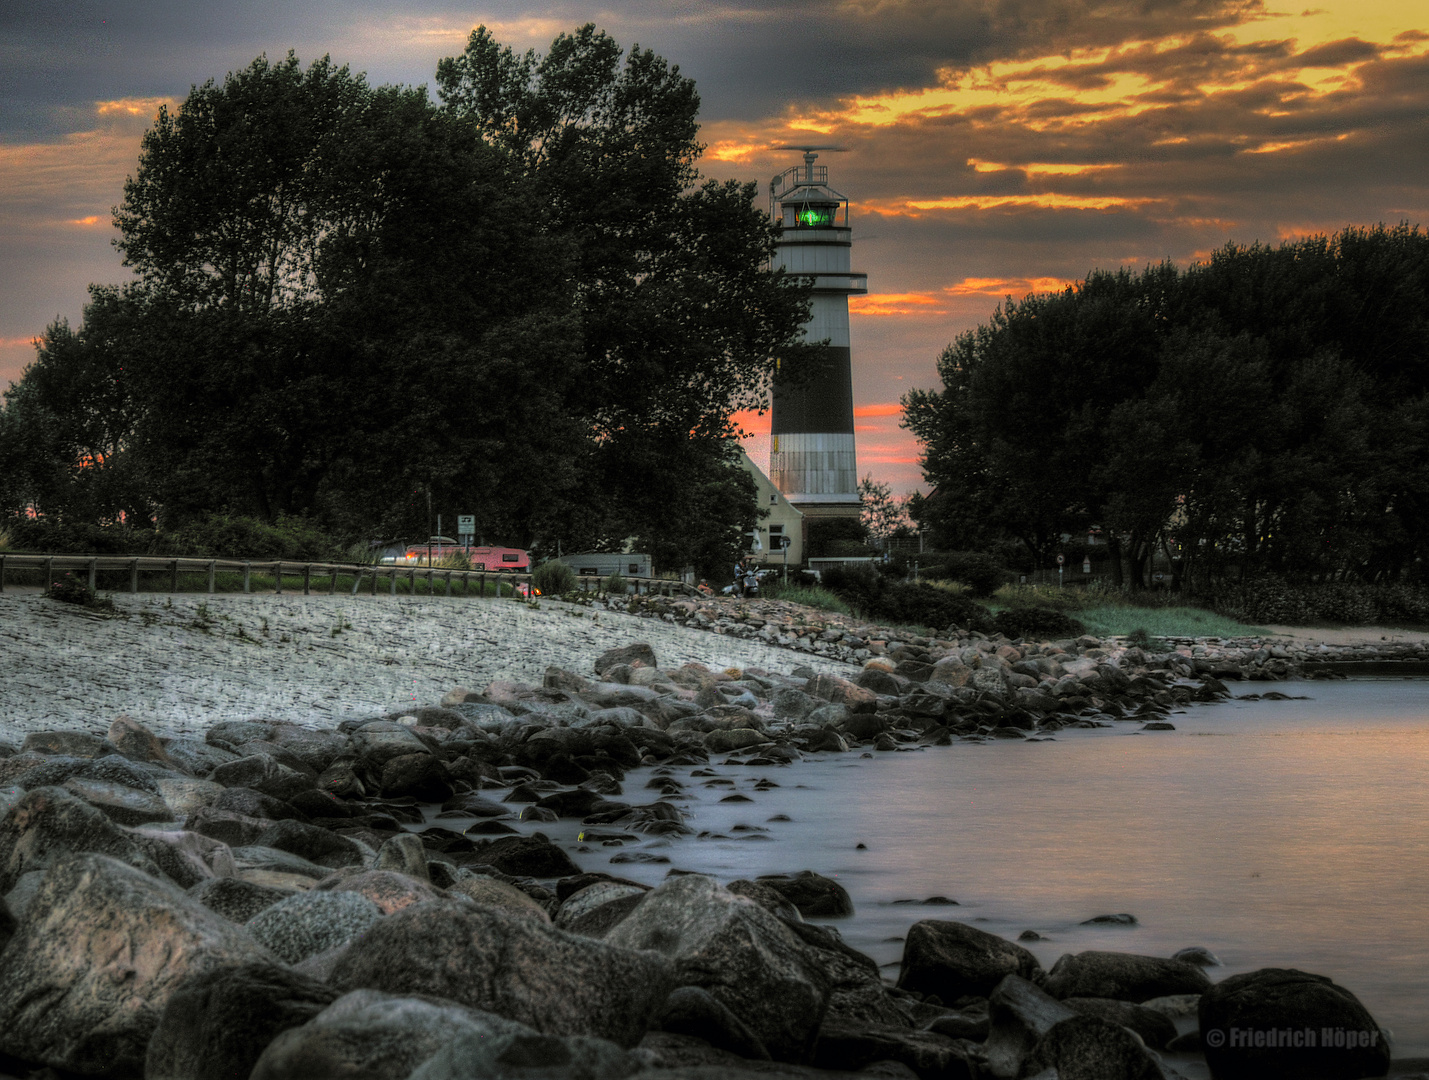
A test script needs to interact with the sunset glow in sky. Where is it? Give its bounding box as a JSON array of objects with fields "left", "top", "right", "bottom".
[{"left": 3, "top": 0, "right": 1427, "bottom": 493}]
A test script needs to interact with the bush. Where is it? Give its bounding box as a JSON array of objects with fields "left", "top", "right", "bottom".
[
  {"left": 930, "top": 552, "right": 1003, "bottom": 597},
  {"left": 992, "top": 607, "right": 1086, "bottom": 640},
  {"left": 164, "top": 514, "right": 344, "bottom": 562},
  {"left": 533, "top": 560, "right": 576, "bottom": 596},
  {"left": 874, "top": 582, "right": 992, "bottom": 632},
  {"left": 603, "top": 571, "right": 628, "bottom": 595},
  {"left": 45, "top": 571, "right": 116, "bottom": 614},
  {"left": 819, "top": 563, "right": 884, "bottom": 613},
  {"left": 762, "top": 582, "right": 851, "bottom": 614},
  {"left": 8, "top": 518, "right": 156, "bottom": 555}
]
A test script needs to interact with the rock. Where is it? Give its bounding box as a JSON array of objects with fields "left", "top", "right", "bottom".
[
  {"left": 449, "top": 874, "right": 552, "bottom": 922},
  {"left": 595, "top": 643, "right": 658, "bottom": 676},
  {"left": 1172, "top": 945, "right": 1220, "bottom": 967},
  {"left": 556, "top": 880, "right": 647, "bottom": 932},
  {"left": 126, "top": 827, "right": 231, "bottom": 889},
  {"left": 1, "top": 870, "right": 44, "bottom": 921},
  {"left": 61, "top": 775, "right": 176, "bottom": 826},
  {"left": 0, "top": 785, "right": 165, "bottom": 892},
  {"left": 811, "top": 1021, "right": 976, "bottom": 1079},
  {"left": 0, "top": 894, "right": 13, "bottom": 953},
  {"left": 1042, "top": 950, "right": 1212, "bottom": 1003},
  {"left": 187, "top": 876, "right": 292, "bottom": 923},
  {"left": 606, "top": 874, "right": 832, "bottom": 1063},
  {"left": 756, "top": 870, "right": 854, "bottom": 918},
  {"left": 410, "top": 1029, "right": 641, "bottom": 1080},
  {"left": 469, "top": 832, "right": 582, "bottom": 878},
  {"left": 1023, "top": 1014, "right": 1166, "bottom": 1079},
  {"left": 107, "top": 715, "right": 173, "bottom": 765},
  {"left": 983, "top": 975, "right": 1078, "bottom": 1080},
  {"left": 380, "top": 752, "right": 455, "bottom": 801},
  {"left": 652, "top": 985, "right": 771, "bottom": 1060},
  {"left": 154, "top": 776, "right": 225, "bottom": 818},
  {"left": 1081, "top": 912, "right": 1137, "bottom": 926},
  {"left": 249, "top": 989, "right": 532, "bottom": 1080},
  {"left": 0, "top": 853, "right": 272, "bottom": 1075},
  {"left": 726, "top": 879, "right": 803, "bottom": 922},
  {"left": 21, "top": 730, "right": 113, "bottom": 758},
  {"left": 895, "top": 920, "right": 1043, "bottom": 1002},
  {"left": 375, "top": 832, "right": 429, "bottom": 880},
  {"left": 145, "top": 961, "right": 340, "bottom": 1080},
  {"left": 212, "top": 785, "right": 306, "bottom": 821},
  {"left": 256, "top": 819, "right": 368, "bottom": 869},
  {"left": 1062, "top": 997, "right": 1177, "bottom": 1049},
  {"left": 314, "top": 868, "right": 450, "bottom": 914},
  {"left": 706, "top": 728, "right": 769, "bottom": 752},
  {"left": 245, "top": 889, "right": 383, "bottom": 964},
  {"left": 186, "top": 806, "right": 274, "bottom": 848},
  {"left": 210, "top": 754, "right": 314, "bottom": 801},
  {"left": 330, "top": 899, "right": 672, "bottom": 1047},
  {"left": 782, "top": 920, "right": 906, "bottom": 1029},
  {"left": 1199, "top": 967, "right": 1390, "bottom": 1080},
  {"left": 771, "top": 687, "right": 821, "bottom": 720}
]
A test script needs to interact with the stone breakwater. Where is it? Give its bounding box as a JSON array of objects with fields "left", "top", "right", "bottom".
[{"left": 0, "top": 634, "right": 1413, "bottom": 1080}]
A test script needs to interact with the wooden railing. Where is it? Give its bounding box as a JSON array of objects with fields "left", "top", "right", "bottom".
[{"left": 0, "top": 553, "right": 694, "bottom": 599}]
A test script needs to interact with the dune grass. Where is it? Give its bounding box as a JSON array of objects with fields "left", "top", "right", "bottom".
[
  {"left": 762, "top": 583, "right": 852, "bottom": 615},
  {"left": 1075, "top": 605, "right": 1269, "bottom": 640}
]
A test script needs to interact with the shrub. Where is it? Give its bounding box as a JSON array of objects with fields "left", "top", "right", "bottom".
[
  {"left": 9, "top": 518, "right": 156, "bottom": 555},
  {"left": 931, "top": 552, "right": 1003, "bottom": 597},
  {"left": 45, "top": 571, "right": 116, "bottom": 614},
  {"left": 164, "top": 514, "right": 344, "bottom": 561},
  {"left": 993, "top": 607, "right": 1086, "bottom": 640},
  {"left": 532, "top": 560, "right": 576, "bottom": 596},
  {"left": 819, "top": 562, "right": 884, "bottom": 612},
  {"left": 763, "top": 582, "right": 851, "bottom": 614},
  {"left": 603, "top": 571, "right": 628, "bottom": 595}
]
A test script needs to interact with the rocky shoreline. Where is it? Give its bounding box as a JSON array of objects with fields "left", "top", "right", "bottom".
[{"left": 1, "top": 618, "right": 1423, "bottom": 1079}]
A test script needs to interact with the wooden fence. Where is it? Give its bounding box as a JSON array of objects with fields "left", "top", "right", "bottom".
[{"left": 0, "top": 553, "right": 693, "bottom": 600}]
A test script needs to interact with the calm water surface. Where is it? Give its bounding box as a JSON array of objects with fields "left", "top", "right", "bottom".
[{"left": 452, "top": 680, "right": 1429, "bottom": 1055}]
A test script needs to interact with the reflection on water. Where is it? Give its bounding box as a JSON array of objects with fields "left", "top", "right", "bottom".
[{"left": 445, "top": 679, "right": 1429, "bottom": 1055}]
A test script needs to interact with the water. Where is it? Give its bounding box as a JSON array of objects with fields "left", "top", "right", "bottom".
[{"left": 445, "top": 679, "right": 1429, "bottom": 1055}]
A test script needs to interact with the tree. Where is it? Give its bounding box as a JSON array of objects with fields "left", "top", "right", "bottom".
[
  {"left": 436, "top": 25, "right": 813, "bottom": 556},
  {"left": 859, "top": 474, "right": 910, "bottom": 544},
  {"left": 904, "top": 227, "right": 1429, "bottom": 588}
]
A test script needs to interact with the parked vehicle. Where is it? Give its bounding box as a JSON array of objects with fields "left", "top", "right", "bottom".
[
  {"left": 392, "top": 539, "right": 530, "bottom": 572},
  {"left": 554, "top": 552, "right": 652, "bottom": 578}
]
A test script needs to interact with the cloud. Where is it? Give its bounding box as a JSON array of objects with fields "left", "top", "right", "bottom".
[{"left": 854, "top": 403, "right": 906, "bottom": 417}]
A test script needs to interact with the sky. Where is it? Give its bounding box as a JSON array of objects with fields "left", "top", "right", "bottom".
[{"left": 2, "top": 1, "right": 1427, "bottom": 495}]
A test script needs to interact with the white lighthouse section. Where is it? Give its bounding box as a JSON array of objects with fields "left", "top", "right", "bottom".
[{"left": 768, "top": 149, "right": 867, "bottom": 516}]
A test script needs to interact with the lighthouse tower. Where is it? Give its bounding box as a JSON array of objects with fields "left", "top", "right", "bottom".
[{"left": 768, "top": 148, "right": 867, "bottom": 522}]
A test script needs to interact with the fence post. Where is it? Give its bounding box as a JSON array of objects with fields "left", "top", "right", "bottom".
[
  {"left": 207, "top": 560, "right": 216, "bottom": 594},
  {"left": 390, "top": 568, "right": 397, "bottom": 596},
  {"left": 88, "top": 558, "right": 97, "bottom": 592},
  {"left": 303, "top": 564, "right": 311, "bottom": 596},
  {"left": 371, "top": 567, "right": 378, "bottom": 595},
  {"left": 445, "top": 572, "right": 452, "bottom": 597},
  {"left": 43, "top": 557, "right": 54, "bottom": 591},
  {"left": 330, "top": 567, "right": 338, "bottom": 595},
  {"left": 409, "top": 567, "right": 416, "bottom": 595},
  {"left": 130, "top": 559, "right": 138, "bottom": 593},
  {"left": 170, "top": 560, "right": 178, "bottom": 593},
  {"left": 0, "top": 554, "right": 5, "bottom": 592},
  {"left": 243, "top": 562, "right": 251, "bottom": 594},
  {"left": 274, "top": 563, "right": 283, "bottom": 595}
]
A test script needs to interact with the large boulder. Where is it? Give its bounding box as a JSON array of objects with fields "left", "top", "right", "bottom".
[
  {"left": 314, "top": 868, "right": 450, "bottom": 914},
  {"left": 895, "top": 920, "right": 1043, "bottom": 1002},
  {"left": 811, "top": 1021, "right": 977, "bottom": 1079},
  {"left": 379, "top": 753, "right": 454, "bottom": 801},
  {"left": 245, "top": 890, "right": 383, "bottom": 964},
  {"left": 0, "top": 853, "right": 272, "bottom": 1075},
  {"left": 1199, "top": 968, "right": 1390, "bottom": 1080},
  {"left": 1063, "top": 996, "right": 1178, "bottom": 1049},
  {"left": 605, "top": 875, "right": 832, "bottom": 1063},
  {"left": 1042, "top": 950, "right": 1212, "bottom": 1003},
  {"left": 468, "top": 832, "right": 582, "bottom": 877},
  {"left": 255, "top": 819, "right": 368, "bottom": 869},
  {"left": 209, "top": 754, "right": 314, "bottom": 801},
  {"left": 187, "top": 876, "right": 291, "bottom": 923},
  {"left": 1023, "top": 1014, "right": 1166, "bottom": 1079},
  {"left": 449, "top": 874, "right": 552, "bottom": 922},
  {"left": 249, "top": 989, "right": 531, "bottom": 1080},
  {"left": 983, "top": 974, "right": 1078, "bottom": 1080},
  {"left": 60, "top": 775, "right": 176, "bottom": 826},
  {"left": 106, "top": 715, "right": 173, "bottom": 766},
  {"left": 330, "top": 899, "right": 673, "bottom": 1047},
  {"left": 0, "top": 785, "right": 165, "bottom": 892},
  {"left": 756, "top": 870, "right": 854, "bottom": 918},
  {"left": 595, "top": 643, "right": 658, "bottom": 676},
  {"left": 145, "top": 961, "right": 340, "bottom": 1080},
  {"left": 409, "top": 1029, "right": 641, "bottom": 1080}
]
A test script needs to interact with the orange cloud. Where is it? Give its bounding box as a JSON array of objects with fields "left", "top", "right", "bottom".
[
  {"left": 68, "top": 215, "right": 103, "bottom": 226},
  {"left": 850, "top": 292, "right": 948, "bottom": 316},
  {"left": 946, "top": 277, "right": 1073, "bottom": 296},
  {"left": 853, "top": 403, "right": 904, "bottom": 418}
]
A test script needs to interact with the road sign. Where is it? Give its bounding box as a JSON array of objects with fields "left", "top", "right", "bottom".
[
  {"left": 457, "top": 515, "right": 474, "bottom": 534},
  {"left": 1055, "top": 554, "right": 1065, "bottom": 565},
  {"left": 779, "top": 535, "right": 792, "bottom": 549}
]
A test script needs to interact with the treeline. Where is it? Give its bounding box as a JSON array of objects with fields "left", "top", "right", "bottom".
[
  {"left": 0, "top": 28, "right": 812, "bottom": 579},
  {"left": 904, "top": 225, "right": 1429, "bottom": 594}
]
